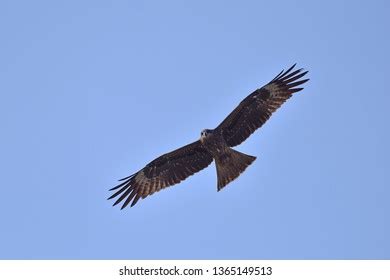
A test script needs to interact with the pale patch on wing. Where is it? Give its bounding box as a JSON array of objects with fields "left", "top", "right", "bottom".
[{"left": 263, "top": 83, "right": 279, "bottom": 96}]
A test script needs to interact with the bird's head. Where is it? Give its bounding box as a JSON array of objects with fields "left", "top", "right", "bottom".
[{"left": 200, "top": 129, "right": 213, "bottom": 142}]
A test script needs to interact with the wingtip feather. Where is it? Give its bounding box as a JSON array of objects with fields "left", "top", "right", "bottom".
[{"left": 118, "top": 173, "right": 136, "bottom": 181}]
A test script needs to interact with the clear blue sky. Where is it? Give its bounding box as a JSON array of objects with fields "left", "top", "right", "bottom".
[{"left": 1, "top": 0, "right": 389, "bottom": 259}]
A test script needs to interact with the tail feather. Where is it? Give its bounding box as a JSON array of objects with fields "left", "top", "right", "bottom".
[{"left": 215, "top": 148, "right": 256, "bottom": 190}]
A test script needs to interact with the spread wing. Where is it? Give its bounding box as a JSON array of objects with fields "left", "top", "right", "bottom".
[
  {"left": 108, "top": 140, "right": 213, "bottom": 209},
  {"left": 216, "top": 64, "right": 309, "bottom": 147}
]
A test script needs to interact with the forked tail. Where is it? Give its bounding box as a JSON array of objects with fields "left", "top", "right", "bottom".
[{"left": 215, "top": 148, "right": 256, "bottom": 190}]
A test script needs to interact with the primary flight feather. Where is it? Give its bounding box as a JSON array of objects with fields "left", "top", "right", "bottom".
[{"left": 108, "top": 64, "right": 309, "bottom": 209}]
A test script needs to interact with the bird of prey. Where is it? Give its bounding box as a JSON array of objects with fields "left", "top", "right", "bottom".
[{"left": 108, "top": 64, "right": 309, "bottom": 209}]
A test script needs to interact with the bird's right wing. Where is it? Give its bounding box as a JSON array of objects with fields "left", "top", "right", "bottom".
[{"left": 108, "top": 140, "right": 213, "bottom": 209}]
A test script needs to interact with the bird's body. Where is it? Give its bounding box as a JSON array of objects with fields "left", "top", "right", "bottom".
[
  {"left": 200, "top": 129, "right": 227, "bottom": 158},
  {"left": 108, "top": 64, "right": 309, "bottom": 209},
  {"left": 200, "top": 128, "right": 256, "bottom": 190}
]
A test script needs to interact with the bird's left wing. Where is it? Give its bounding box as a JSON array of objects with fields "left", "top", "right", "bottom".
[
  {"left": 216, "top": 64, "right": 309, "bottom": 147},
  {"left": 108, "top": 140, "right": 213, "bottom": 209}
]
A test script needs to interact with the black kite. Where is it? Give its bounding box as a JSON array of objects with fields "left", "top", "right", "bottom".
[{"left": 108, "top": 64, "right": 309, "bottom": 209}]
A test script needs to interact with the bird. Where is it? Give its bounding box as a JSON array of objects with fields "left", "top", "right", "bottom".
[{"left": 108, "top": 64, "right": 309, "bottom": 209}]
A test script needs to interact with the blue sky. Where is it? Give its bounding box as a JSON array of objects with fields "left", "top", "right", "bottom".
[{"left": 1, "top": 0, "right": 389, "bottom": 259}]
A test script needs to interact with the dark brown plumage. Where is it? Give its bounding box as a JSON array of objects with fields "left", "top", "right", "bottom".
[
  {"left": 108, "top": 64, "right": 309, "bottom": 209},
  {"left": 108, "top": 141, "right": 213, "bottom": 208},
  {"left": 216, "top": 64, "right": 309, "bottom": 147}
]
